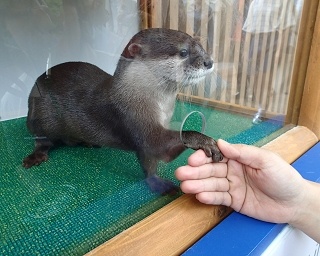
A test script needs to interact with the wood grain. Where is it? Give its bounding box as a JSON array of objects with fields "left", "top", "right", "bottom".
[
  {"left": 177, "top": 93, "right": 284, "bottom": 119},
  {"left": 86, "top": 195, "right": 232, "bottom": 256},
  {"left": 86, "top": 126, "right": 318, "bottom": 256},
  {"left": 298, "top": 3, "right": 320, "bottom": 137},
  {"left": 286, "top": 0, "right": 319, "bottom": 125},
  {"left": 262, "top": 126, "right": 318, "bottom": 163}
]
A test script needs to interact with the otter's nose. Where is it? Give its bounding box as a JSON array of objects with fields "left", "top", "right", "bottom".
[{"left": 204, "top": 59, "right": 213, "bottom": 69}]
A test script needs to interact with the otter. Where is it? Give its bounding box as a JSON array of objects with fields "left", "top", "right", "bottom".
[{"left": 22, "top": 28, "right": 223, "bottom": 195}]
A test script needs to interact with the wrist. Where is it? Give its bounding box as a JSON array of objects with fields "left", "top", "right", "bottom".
[{"left": 288, "top": 181, "right": 320, "bottom": 242}]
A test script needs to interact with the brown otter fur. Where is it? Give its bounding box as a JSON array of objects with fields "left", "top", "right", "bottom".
[{"left": 22, "top": 28, "right": 222, "bottom": 195}]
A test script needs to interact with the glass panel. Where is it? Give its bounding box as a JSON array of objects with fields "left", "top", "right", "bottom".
[{"left": 0, "top": 0, "right": 304, "bottom": 254}]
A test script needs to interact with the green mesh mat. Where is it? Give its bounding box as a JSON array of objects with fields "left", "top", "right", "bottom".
[{"left": 0, "top": 101, "right": 283, "bottom": 255}]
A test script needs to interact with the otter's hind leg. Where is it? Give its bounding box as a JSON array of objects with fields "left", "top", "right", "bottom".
[{"left": 22, "top": 138, "right": 54, "bottom": 168}]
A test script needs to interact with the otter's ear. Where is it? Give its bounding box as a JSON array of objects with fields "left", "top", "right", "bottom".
[
  {"left": 128, "top": 43, "right": 142, "bottom": 57},
  {"left": 122, "top": 43, "right": 142, "bottom": 58}
]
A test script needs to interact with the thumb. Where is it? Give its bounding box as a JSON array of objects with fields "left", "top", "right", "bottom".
[
  {"left": 217, "top": 139, "right": 270, "bottom": 168},
  {"left": 217, "top": 139, "right": 241, "bottom": 160}
]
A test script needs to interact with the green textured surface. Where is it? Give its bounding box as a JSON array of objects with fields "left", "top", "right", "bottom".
[{"left": 0, "top": 101, "right": 283, "bottom": 255}]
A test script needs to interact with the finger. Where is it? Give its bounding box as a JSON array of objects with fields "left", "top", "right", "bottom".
[
  {"left": 180, "top": 177, "right": 229, "bottom": 194},
  {"left": 187, "top": 149, "right": 212, "bottom": 166},
  {"left": 217, "top": 139, "right": 274, "bottom": 168},
  {"left": 196, "top": 191, "right": 232, "bottom": 206},
  {"left": 175, "top": 162, "right": 227, "bottom": 181},
  {"left": 188, "top": 149, "right": 228, "bottom": 167}
]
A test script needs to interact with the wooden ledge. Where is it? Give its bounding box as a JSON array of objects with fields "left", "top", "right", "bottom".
[
  {"left": 262, "top": 126, "right": 318, "bottom": 162},
  {"left": 86, "top": 126, "right": 318, "bottom": 256}
]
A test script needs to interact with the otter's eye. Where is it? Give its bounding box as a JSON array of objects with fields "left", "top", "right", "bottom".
[{"left": 179, "top": 49, "right": 189, "bottom": 58}]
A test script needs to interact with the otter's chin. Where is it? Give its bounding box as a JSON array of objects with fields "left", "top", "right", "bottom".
[
  {"left": 182, "top": 67, "right": 213, "bottom": 85},
  {"left": 188, "top": 75, "right": 207, "bottom": 84}
]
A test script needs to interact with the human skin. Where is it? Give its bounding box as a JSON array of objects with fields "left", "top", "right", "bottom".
[{"left": 175, "top": 139, "right": 320, "bottom": 243}]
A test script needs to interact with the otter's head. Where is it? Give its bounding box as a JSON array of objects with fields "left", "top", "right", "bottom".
[{"left": 121, "top": 28, "right": 214, "bottom": 86}]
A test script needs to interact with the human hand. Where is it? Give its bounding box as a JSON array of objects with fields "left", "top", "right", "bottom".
[{"left": 175, "top": 139, "right": 309, "bottom": 224}]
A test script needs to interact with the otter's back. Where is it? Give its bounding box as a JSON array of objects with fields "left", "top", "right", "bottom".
[{"left": 27, "top": 62, "right": 114, "bottom": 144}]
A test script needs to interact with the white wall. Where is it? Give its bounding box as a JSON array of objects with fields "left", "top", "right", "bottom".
[
  {"left": 0, "top": 0, "right": 139, "bottom": 121},
  {"left": 262, "top": 225, "right": 320, "bottom": 256}
]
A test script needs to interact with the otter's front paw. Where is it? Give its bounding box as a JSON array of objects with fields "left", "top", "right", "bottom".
[
  {"left": 200, "top": 138, "right": 223, "bottom": 162},
  {"left": 181, "top": 131, "right": 223, "bottom": 162}
]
